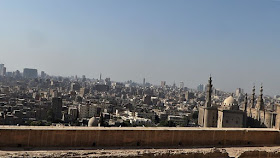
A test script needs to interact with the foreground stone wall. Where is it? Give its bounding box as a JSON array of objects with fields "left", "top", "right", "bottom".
[{"left": 0, "top": 127, "right": 279, "bottom": 148}]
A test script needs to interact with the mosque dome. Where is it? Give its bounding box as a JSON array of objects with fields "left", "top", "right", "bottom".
[
  {"left": 223, "top": 96, "right": 237, "bottom": 107},
  {"left": 88, "top": 117, "right": 99, "bottom": 127}
]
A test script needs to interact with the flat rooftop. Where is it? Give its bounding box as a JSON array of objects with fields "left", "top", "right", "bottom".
[{"left": 0, "top": 126, "right": 278, "bottom": 131}]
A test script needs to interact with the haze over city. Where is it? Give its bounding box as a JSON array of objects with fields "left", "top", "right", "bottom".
[
  {"left": 1, "top": 0, "right": 280, "bottom": 95},
  {"left": 2, "top": 1, "right": 280, "bottom": 157}
]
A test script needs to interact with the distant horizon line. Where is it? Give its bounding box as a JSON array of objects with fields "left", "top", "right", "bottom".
[{"left": 0, "top": 63, "right": 274, "bottom": 97}]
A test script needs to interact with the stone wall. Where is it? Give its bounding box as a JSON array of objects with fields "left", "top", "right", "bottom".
[{"left": 0, "top": 127, "right": 279, "bottom": 148}]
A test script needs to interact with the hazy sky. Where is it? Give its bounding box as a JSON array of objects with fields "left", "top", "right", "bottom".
[{"left": 0, "top": 0, "right": 280, "bottom": 95}]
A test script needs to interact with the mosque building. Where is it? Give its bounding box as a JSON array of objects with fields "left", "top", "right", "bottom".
[{"left": 198, "top": 76, "right": 278, "bottom": 128}]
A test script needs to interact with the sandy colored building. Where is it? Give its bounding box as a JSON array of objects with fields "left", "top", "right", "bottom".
[{"left": 199, "top": 77, "right": 278, "bottom": 129}]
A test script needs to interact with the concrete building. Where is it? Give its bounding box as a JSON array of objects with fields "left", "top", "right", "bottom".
[
  {"left": 179, "top": 81, "right": 184, "bottom": 89},
  {"left": 78, "top": 104, "right": 98, "bottom": 119},
  {"left": 52, "top": 97, "right": 62, "bottom": 121},
  {"left": 161, "top": 81, "right": 166, "bottom": 87},
  {"left": 71, "top": 82, "right": 80, "bottom": 91},
  {"left": 143, "top": 95, "right": 152, "bottom": 105},
  {"left": 185, "top": 91, "right": 195, "bottom": 100},
  {"left": 0, "top": 64, "right": 6, "bottom": 76},
  {"left": 235, "top": 88, "right": 243, "bottom": 97},
  {"left": 41, "top": 71, "right": 46, "bottom": 78},
  {"left": 68, "top": 107, "right": 78, "bottom": 120},
  {"left": 197, "top": 84, "right": 204, "bottom": 92},
  {"left": 23, "top": 68, "right": 38, "bottom": 78}
]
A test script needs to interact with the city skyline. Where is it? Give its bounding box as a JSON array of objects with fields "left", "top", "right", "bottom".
[
  {"left": 0, "top": 63, "right": 272, "bottom": 97},
  {"left": 1, "top": 0, "right": 280, "bottom": 95},
  {"left": 1, "top": 1, "right": 280, "bottom": 156}
]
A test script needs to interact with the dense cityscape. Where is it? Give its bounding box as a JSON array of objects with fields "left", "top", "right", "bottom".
[
  {"left": 0, "top": 63, "right": 279, "bottom": 128},
  {"left": 2, "top": 1, "right": 280, "bottom": 157}
]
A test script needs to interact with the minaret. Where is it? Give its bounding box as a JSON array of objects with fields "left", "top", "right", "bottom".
[
  {"left": 250, "top": 85, "right": 255, "bottom": 108},
  {"left": 256, "top": 85, "right": 264, "bottom": 111},
  {"left": 205, "top": 76, "right": 212, "bottom": 107},
  {"left": 255, "top": 85, "right": 265, "bottom": 123},
  {"left": 243, "top": 93, "right": 248, "bottom": 128},
  {"left": 244, "top": 93, "right": 248, "bottom": 112}
]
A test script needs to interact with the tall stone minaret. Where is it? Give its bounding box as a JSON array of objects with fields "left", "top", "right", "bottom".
[
  {"left": 243, "top": 93, "right": 248, "bottom": 128},
  {"left": 205, "top": 76, "right": 212, "bottom": 107},
  {"left": 244, "top": 93, "right": 248, "bottom": 112},
  {"left": 256, "top": 85, "right": 264, "bottom": 111},
  {"left": 250, "top": 86, "right": 255, "bottom": 108},
  {"left": 256, "top": 85, "right": 265, "bottom": 123}
]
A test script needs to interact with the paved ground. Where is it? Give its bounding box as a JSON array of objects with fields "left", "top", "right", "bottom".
[{"left": 0, "top": 146, "right": 279, "bottom": 158}]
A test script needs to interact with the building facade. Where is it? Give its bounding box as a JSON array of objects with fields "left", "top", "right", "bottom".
[{"left": 199, "top": 77, "right": 276, "bottom": 128}]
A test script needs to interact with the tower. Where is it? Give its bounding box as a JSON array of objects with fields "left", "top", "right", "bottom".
[
  {"left": 205, "top": 76, "right": 212, "bottom": 107},
  {"left": 244, "top": 93, "right": 248, "bottom": 112},
  {"left": 179, "top": 81, "right": 184, "bottom": 89},
  {"left": 250, "top": 86, "right": 255, "bottom": 108},
  {"left": 51, "top": 97, "right": 62, "bottom": 121},
  {"left": 198, "top": 76, "right": 217, "bottom": 127},
  {"left": 172, "top": 81, "right": 176, "bottom": 88},
  {"left": 256, "top": 85, "right": 265, "bottom": 111},
  {"left": 256, "top": 85, "right": 265, "bottom": 123},
  {"left": 161, "top": 81, "right": 166, "bottom": 87},
  {"left": 243, "top": 93, "right": 248, "bottom": 127},
  {"left": 0, "top": 64, "right": 5, "bottom": 76}
]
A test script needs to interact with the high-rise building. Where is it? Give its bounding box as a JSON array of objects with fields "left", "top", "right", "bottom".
[
  {"left": 0, "top": 64, "right": 4, "bottom": 76},
  {"left": 197, "top": 84, "right": 204, "bottom": 92},
  {"left": 0, "top": 64, "right": 6, "bottom": 76},
  {"left": 161, "top": 81, "right": 166, "bottom": 87},
  {"left": 179, "top": 81, "right": 184, "bottom": 89},
  {"left": 2, "top": 67, "right": 6, "bottom": 76},
  {"left": 143, "top": 95, "right": 152, "bottom": 105},
  {"left": 71, "top": 82, "right": 81, "bottom": 91},
  {"left": 82, "top": 75, "right": 86, "bottom": 82},
  {"left": 23, "top": 68, "right": 38, "bottom": 78},
  {"left": 68, "top": 107, "right": 78, "bottom": 120},
  {"left": 105, "top": 78, "right": 111, "bottom": 85},
  {"left": 6, "top": 72, "right": 12, "bottom": 77},
  {"left": 143, "top": 78, "right": 146, "bottom": 86},
  {"left": 185, "top": 91, "right": 194, "bottom": 100},
  {"left": 51, "top": 97, "right": 62, "bottom": 121},
  {"left": 172, "top": 81, "right": 176, "bottom": 88},
  {"left": 78, "top": 104, "right": 97, "bottom": 118},
  {"left": 235, "top": 88, "right": 243, "bottom": 97},
  {"left": 14, "top": 70, "right": 21, "bottom": 78},
  {"left": 41, "top": 71, "right": 46, "bottom": 78}
]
